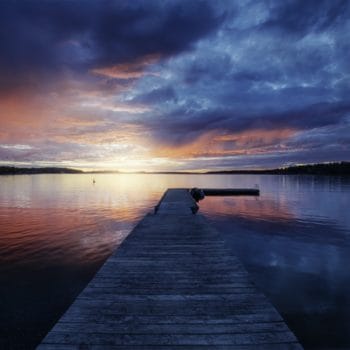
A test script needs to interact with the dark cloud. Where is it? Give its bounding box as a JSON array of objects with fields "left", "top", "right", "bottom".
[
  {"left": 261, "top": 0, "right": 349, "bottom": 34},
  {"left": 131, "top": 101, "right": 350, "bottom": 147},
  {"left": 91, "top": 1, "right": 223, "bottom": 66},
  {"left": 0, "top": 0, "right": 221, "bottom": 91}
]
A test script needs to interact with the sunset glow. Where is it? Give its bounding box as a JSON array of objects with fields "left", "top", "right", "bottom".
[{"left": 1, "top": 1, "right": 349, "bottom": 171}]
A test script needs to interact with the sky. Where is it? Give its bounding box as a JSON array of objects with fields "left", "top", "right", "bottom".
[{"left": 0, "top": 0, "right": 349, "bottom": 171}]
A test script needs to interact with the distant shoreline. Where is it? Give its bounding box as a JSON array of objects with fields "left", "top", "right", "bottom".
[
  {"left": 1, "top": 162, "right": 350, "bottom": 176},
  {"left": 0, "top": 167, "right": 83, "bottom": 175}
]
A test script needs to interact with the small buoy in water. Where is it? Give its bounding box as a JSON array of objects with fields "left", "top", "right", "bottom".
[{"left": 93, "top": 178, "right": 96, "bottom": 184}]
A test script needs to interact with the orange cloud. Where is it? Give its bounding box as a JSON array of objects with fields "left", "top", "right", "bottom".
[
  {"left": 150, "top": 128, "right": 298, "bottom": 159},
  {"left": 52, "top": 125, "right": 144, "bottom": 146},
  {"left": 0, "top": 79, "right": 144, "bottom": 144},
  {"left": 214, "top": 128, "right": 297, "bottom": 147},
  {"left": 0, "top": 92, "right": 54, "bottom": 144},
  {"left": 91, "top": 54, "right": 161, "bottom": 79}
]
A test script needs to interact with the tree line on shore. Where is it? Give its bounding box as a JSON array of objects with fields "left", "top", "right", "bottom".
[{"left": 1, "top": 162, "right": 349, "bottom": 176}]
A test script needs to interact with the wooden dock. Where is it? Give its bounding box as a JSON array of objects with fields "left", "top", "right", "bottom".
[
  {"left": 38, "top": 189, "right": 302, "bottom": 349},
  {"left": 202, "top": 188, "right": 259, "bottom": 196}
]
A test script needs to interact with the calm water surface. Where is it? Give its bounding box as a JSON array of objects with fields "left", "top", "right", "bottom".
[{"left": 0, "top": 174, "right": 349, "bottom": 349}]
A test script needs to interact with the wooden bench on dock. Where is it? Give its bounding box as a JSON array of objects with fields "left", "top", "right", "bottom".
[{"left": 38, "top": 189, "right": 302, "bottom": 349}]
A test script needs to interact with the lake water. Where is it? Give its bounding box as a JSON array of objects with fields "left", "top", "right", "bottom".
[{"left": 0, "top": 174, "right": 349, "bottom": 349}]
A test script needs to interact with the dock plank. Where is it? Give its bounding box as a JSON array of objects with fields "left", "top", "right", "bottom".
[{"left": 38, "top": 189, "right": 302, "bottom": 349}]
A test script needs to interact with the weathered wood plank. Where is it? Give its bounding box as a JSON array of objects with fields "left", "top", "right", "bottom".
[
  {"left": 39, "top": 343, "right": 302, "bottom": 350},
  {"left": 56, "top": 312, "right": 284, "bottom": 325},
  {"left": 50, "top": 321, "right": 290, "bottom": 334},
  {"left": 40, "top": 331, "right": 298, "bottom": 346},
  {"left": 81, "top": 288, "right": 259, "bottom": 296},
  {"left": 68, "top": 302, "right": 272, "bottom": 316},
  {"left": 97, "top": 269, "right": 250, "bottom": 277},
  {"left": 74, "top": 293, "right": 268, "bottom": 303}
]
